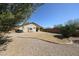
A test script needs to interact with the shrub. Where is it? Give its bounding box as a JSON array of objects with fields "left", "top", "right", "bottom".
[
  {"left": 55, "top": 20, "right": 78, "bottom": 38},
  {"left": 42, "top": 28, "right": 60, "bottom": 33},
  {"left": 59, "top": 24, "right": 76, "bottom": 38},
  {"left": 72, "top": 30, "right": 79, "bottom": 37}
]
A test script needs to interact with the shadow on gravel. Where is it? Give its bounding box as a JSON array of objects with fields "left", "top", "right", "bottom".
[
  {"left": 54, "top": 35, "right": 65, "bottom": 40},
  {"left": 73, "top": 40, "right": 79, "bottom": 44}
]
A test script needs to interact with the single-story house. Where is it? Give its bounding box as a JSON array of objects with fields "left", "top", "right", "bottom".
[{"left": 15, "top": 22, "right": 43, "bottom": 32}]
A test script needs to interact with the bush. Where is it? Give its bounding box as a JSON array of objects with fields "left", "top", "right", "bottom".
[
  {"left": 59, "top": 25, "right": 76, "bottom": 38},
  {"left": 42, "top": 28, "right": 60, "bottom": 33},
  {"left": 72, "top": 31, "right": 79, "bottom": 37},
  {"left": 55, "top": 20, "right": 77, "bottom": 38},
  {"left": 0, "top": 35, "right": 12, "bottom": 45}
]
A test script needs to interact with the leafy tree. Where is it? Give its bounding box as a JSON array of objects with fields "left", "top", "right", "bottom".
[
  {"left": 0, "top": 3, "right": 43, "bottom": 33},
  {"left": 0, "top": 3, "right": 43, "bottom": 45},
  {"left": 55, "top": 19, "right": 79, "bottom": 38}
]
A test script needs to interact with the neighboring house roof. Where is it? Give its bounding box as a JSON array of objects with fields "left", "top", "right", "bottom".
[
  {"left": 15, "top": 22, "right": 43, "bottom": 29},
  {"left": 25, "top": 22, "right": 43, "bottom": 28}
]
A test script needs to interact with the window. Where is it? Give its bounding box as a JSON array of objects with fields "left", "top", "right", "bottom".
[{"left": 29, "top": 28, "right": 32, "bottom": 30}]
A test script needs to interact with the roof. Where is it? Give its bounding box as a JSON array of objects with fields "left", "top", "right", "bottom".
[{"left": 25, "top": 22, "right": 43, "bottom": 28}]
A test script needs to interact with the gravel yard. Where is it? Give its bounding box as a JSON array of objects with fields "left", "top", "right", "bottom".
[{"left": 0, "top": 32, "right": 79, "bottom": 56}]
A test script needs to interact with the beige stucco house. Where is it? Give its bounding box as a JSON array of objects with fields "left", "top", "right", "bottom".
[{"left": 15, "top": 22, "right": 43, "bottom": 32}]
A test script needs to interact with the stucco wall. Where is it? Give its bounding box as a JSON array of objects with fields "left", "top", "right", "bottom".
[{"left": 23, "top": 24, "right": 37, "bottom": 32}]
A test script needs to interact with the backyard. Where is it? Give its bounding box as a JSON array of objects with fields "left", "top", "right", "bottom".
[
  {"left": 0, "top": 3, "right": 79, "bottom": 56},
  {"left": 0, "top": 32, "right": 79, "bottom": 56}
]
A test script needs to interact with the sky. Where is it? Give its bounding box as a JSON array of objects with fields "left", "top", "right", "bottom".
[{"left": 28, "top": 3, "right": 79, "bottom": 28}]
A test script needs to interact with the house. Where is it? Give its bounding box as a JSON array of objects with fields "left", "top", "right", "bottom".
[{"left": 15, "top": 22, "right": 43, "bottom": 32}]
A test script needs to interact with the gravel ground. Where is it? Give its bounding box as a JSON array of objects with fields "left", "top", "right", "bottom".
[{"left": 0, "top": 32, "right": 79, "bottom": 56}]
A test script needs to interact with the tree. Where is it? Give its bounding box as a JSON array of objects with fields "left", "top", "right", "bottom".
[
  {"left": 55, "top": 19, "right": 79, "bottom": 38},
  {"left": 0, "top": 3, "right": 43, "bottom": 33},
  {"left": 0, "top": 3, "right": 43, "bottom": 45}
]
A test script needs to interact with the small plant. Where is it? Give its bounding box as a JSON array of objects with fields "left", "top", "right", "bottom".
[{"left": 0, "top": 35, "right": 12, "bottom": 45}]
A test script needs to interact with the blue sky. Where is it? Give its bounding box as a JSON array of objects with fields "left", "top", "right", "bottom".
[{"left": 28, "top": 3, "right": 79, "bottom": 28}]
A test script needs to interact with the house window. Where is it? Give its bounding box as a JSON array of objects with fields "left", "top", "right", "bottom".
[{"left": 29, "top": 28, "right": 32, "bottom": 30}]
